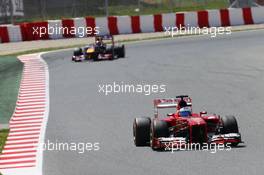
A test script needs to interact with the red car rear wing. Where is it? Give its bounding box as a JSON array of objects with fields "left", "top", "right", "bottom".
[{"left": 154, "top": 98, "right": 178, "bottom": 109}]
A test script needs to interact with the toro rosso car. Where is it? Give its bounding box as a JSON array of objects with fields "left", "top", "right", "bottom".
[
  {"left": 72, "top": 35, "right": 125, "bottom": 62},
  {"left": 133, "top": 95, "right": 242, "bottom": 150}
]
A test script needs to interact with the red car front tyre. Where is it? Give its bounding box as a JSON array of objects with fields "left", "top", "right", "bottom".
[{"left": 133, "top": 117, "right": 151, "bottom": 146}]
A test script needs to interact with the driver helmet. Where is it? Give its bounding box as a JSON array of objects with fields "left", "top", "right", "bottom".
[
  {"left": 178, "top": 99, "right": 187, "bottom": 109},
  {"left": 179, "top": 107, "right": 192, "bottom": 117},
  {"left": 96, "top": 39, "right": 100, "bottom": 45}
]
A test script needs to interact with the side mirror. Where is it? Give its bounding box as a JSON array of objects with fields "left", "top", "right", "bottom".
[{"left": 200, "top": 111, "right": 207, "bottom": 115}]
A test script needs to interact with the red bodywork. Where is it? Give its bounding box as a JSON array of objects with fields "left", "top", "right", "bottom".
[{"left": 151, "top": 97, "right": 241, "bottom": 150}]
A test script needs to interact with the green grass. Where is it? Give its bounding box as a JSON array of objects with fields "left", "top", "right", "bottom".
[
  {"left": 0, "top": 129, "right": 8, "bottom": 174},
  {"left": 0, "top": 129, "right": 9, "bottom": 153},
  {"left": 0, "top": 56, "right": 23, "bottom": 124},
  {"left": 0, "top": 57, "right": 22, "bottom": 173},
  {"left": 0, "top": 129, "right": 9, "bottom": 175}
]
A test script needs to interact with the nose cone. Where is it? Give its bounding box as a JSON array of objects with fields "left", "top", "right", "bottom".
[{"left": 187, "top": 117, "right": 206, "bottom": 126}]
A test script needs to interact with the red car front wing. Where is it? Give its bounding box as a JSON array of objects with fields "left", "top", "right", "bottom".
[{"left": 152, "top": 133, "right": 242, "bottom": 150}]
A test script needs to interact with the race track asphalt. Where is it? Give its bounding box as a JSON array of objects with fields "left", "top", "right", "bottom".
[{"left": 42, "top": 30, "right": 264, "bottom": 175}]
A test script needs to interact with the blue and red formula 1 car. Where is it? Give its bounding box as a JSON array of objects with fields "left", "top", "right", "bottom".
[
  {"left": 72, "top": 35, "right": 125, "bottom": 62},
  {"left": 133, "top": 95, "right": 242, "bottom": 150}
]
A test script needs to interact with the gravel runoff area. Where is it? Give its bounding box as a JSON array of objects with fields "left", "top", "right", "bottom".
[{"left": 1, "top": 24, "right": 264, "bottom": 56}]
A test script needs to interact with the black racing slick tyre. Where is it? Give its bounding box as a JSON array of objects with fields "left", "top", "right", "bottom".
[
  {"left": 115, "top": 45, "right": 125, "bottom": 58},
  {"left": 92, "top": 53, "right": 99, "bottom": 61},
  {"left": 133, "top": 117, "right": 151, "bottom": 146},
  {"left": 119, "top": 45, "right": 125, "bottom": 58},
  {"left": 151, "top": 120, "right": 169, "bottom": 150},
  {"left": 221, "top": 115, "right": 239, "bottom": 134},
  {"left": 152, "top": 120, "right": 169, "bottom": 138}
]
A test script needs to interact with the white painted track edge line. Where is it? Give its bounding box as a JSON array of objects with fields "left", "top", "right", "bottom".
[{"left": 36, "top": 52, "right": 50, "bottom": 175}]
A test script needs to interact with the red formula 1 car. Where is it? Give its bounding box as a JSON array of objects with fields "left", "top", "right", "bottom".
[{"left": 133, "top": 95, "right": 242, "bottom": 151}]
